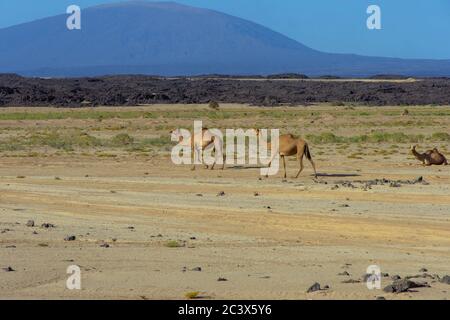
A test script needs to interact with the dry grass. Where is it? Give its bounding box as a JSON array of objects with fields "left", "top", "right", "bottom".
[{"left": 0, "top": 105, "right": 448, "bottom": 160}]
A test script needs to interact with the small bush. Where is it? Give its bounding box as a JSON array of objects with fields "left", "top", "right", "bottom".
[
  {"left": 25, "top": 130, "right": 102, "bottom": 150},
  {"left": 164, "top": 240, "right": 183, "bottom": 248},
  {"left": 430, "top": 132, "right": 450, "bottom": 141},
  {"left": 110, "top": 133, "right": 134, "bottom": 147},
  {"left": 208, "top": 101, "right": 220, "bottom": 110},
  {"left": 141, "top": 136, "right": 171, "bottom": 147},
  {"left": 185, "top": 291, "right": 200, "bottom": 299}
]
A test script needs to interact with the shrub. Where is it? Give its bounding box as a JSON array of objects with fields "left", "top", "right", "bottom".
[
  {"left": 430, "top": 132, "right": 450, "bottom": 141},
  {"left": 208, "top": 101, "right": 220, "bottom": 110},
  {"left": 164, "top": 240, "right": 183, "bottom": 248},
  {"left": 185, "top": 291, "right": 200, "bottom": 299},
  {"left": 110, "top": 133, "right": 134, "bottom": 147}
]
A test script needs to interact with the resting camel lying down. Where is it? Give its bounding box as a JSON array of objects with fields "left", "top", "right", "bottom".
[
  {"left": 266, "top": 133, "right": 317, "bottom": 179},
  {"left": 411, "top": 145, "right": 448, "bottom": 166},
  {"left": 171, "top": 128, "right": 225, "bottom": 170}
]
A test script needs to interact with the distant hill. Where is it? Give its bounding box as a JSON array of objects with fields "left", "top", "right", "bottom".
[{"left": 1, "top": 1, "right": 450, "bottom": 77}]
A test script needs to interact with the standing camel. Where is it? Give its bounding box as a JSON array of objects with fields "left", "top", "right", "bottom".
[
  {"left": 411, "top": 145, "right": 448, "bottom": 166},
  {"left": 265, "top": 133, "right": 317, "bottom": 179},
  {"left": 171, "top": 128, "right": 225, "bottom": 170}
]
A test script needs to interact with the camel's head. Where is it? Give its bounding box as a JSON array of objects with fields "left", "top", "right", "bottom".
[
  {"left": 170, "top": 129, "right": 184, "bottom": 142},
  {"left": 253, "top": 128, "right": 261, "bottom": 136},
  {"left": 410, "top": 145, "right": 418, "bottom": 151}
]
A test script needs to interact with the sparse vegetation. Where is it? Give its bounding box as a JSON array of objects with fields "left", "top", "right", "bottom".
[
  {"left": 110, "top": 133, "right": 135, "bottom": 147},
  {"left": 208, "top": 100, "right": 220, "bottom": 110},
  {"left": 0, "top": 106, "right": 448, "bottom": 160},
  {"left": 304, "top": 132, "right": 447, "bottom": 144},
  {"left": 184, "top": 291, "right": 200, "bottom": 299},
  {"left": 164, "top": 240, "right": 183, "bottom": 248}
]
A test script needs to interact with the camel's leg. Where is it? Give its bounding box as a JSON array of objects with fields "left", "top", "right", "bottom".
[
  {"left": 282, "top": 155, "right": 287, "bottom": 179},
  {"left": 294, "top": 145, "right": 305, "bottom": 178},
  {"left": 265, "top": 161, "right": 271, "bottom": 178},
  {"left": 210, "top": 146, "right": 216, "bottom": 170},
  {"left": 295, "top": 154, "right": 304, "bottom": 178},
  {"left": 265, "top": 152, "right": 278, "bottom": 178},
  {"left": 210, "top": 145, "right": 225, "bottom": 170},
  {"left": 309, "top": 157, "right": 317, "bottom": 178},
  {"left": 222, "top": 154, "right": 226, "bottom": 170},
  {"left": 204, "top": 144, "right": 213, "bottom": 169},
  {"left": 191, "top": 146, "right": 196, "bottom": 170},
  {"left": 191, "top": 146, "right": 201, "bottom": 171},
  {"left": 301, "top": 143, "right": 317, "bottom": 178}
]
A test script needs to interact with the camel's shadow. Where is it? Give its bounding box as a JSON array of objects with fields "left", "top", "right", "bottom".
[
  {"left": 227, "top": 167, "right": 361, "bottom": 178},
  {"left": 229, "top": 165, "right": 265, "bottom": 170},
  {"left": 315, "top": 173, "right": 361, "bottom": 178}
]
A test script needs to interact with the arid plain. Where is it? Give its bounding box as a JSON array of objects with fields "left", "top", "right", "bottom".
[{"left": 0, "top": 104, "right": 449, "bottom": 299}]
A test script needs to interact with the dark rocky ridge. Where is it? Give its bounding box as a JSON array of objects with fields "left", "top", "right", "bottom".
[{"left": 1, "top": 74, "right": 450, "bottom": 107}]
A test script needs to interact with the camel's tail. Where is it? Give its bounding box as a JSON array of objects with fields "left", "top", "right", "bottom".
[{"left": 304, "top": 143, "right": 313, "bottom": 161}]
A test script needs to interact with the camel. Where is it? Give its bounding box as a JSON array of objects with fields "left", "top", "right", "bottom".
[
  {"left": 171, "top": 128, "right": 225, "bottom": 170},
  {"left": 411, "top": 145, "right": 448, "bottom": 166},
  {"left": 265, "top": 133, "right": 317, "bottom": 179}
]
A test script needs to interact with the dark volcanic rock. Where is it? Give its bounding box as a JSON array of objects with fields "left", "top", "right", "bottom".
[
  {"left": 307, "top": 282, "right": 321, "bottom": 293},
  {"left": 64, "top": 235, "right": 76, "bottom": 241},
  {"left": 26, "top": 220, "right": 35, "bottom": 227},
  {"left": 1, "top": 75, "right": 450, "bottom": 107},
  {"left": 440, "top": 275, "right": 450, "bottom": 285},
  {"left": 41, "top": 223, "right": 55, "bottom": 228},
  {"left": 383, "top": 279, "right": 430, "bottom": 293},
  {"left": 342, "top": 279, "right": 361, "bottom": 284}
]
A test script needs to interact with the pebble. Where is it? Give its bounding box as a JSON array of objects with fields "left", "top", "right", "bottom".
[{"left": 307, "top": 282, "right": 321, "bottom": 293}]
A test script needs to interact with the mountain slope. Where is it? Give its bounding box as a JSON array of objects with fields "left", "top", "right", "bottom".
[{"left": 1, "top": 1, "right": 449, "bottom": 77}]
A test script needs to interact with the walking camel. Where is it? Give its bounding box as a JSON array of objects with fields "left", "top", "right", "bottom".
[
  {"left": 411, "top": 145, "right": 448, "bottom": 166},
  {"left": 265, "top": 133, "right": 317, "bottom": 179},
  {"left": 171, "top": 128, "right": 225, "bottom": 170}
]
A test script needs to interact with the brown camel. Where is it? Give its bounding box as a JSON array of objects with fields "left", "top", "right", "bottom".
[
  {"left": 171, "top": 128, "right": 225, "bottom": 170},
  {"left": 265, "top": 133, "right": 317, "bottom": 179},
  {"left": 411, "top": 145, "right": 448, "bottom": 166}
]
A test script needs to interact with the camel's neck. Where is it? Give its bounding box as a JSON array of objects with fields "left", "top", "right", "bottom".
[{"left": 411, "top": 148, "right": 425, "bottom": 161}]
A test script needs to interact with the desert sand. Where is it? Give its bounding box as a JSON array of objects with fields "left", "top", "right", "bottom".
[{"left": 0, "top": 104, "right": 449, "bottom": 299}]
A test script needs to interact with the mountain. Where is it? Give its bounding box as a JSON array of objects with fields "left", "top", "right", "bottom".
[{"left": 1, "top": 1, "right": 450, "bottom": 77}]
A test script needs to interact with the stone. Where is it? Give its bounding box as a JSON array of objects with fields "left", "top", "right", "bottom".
[
  {"left": 383, "top": 279, "right": 429, "bottom": 293},
  {"left": 307, "top": 282, "right": 321, "bottom": 293}
]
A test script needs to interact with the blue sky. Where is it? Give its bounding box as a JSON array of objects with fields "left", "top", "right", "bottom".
[{"left": 1, "top": 0, "right": 449, "bottom": 59}]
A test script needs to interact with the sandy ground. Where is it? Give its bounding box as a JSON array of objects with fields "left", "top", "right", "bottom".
[{"left": 0, "top": 105, "right": 449, "bottom": 300}]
